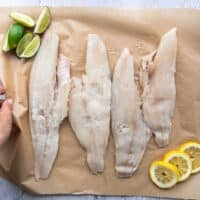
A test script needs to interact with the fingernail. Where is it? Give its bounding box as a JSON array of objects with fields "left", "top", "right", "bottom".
[{"left": 7, "top": 99, "right": 13, "bottom": 105}]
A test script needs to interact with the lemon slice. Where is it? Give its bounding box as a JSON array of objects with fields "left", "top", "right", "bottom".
[
  {"left": 16, "top": 32, "right": 33, "bottom": 57},
  {"left": 20, "top": 35, "right": 40, "bottom": 58},
  {"left": 10, "top": 12, "right": 35, "bottom": 28},
  {"left": 164, "top": 150, "right": 192, "bottom": 182},
  {"left": 150, "top": 161, "right": 179, "bottom": 189},
  {"left": 34, "top": 7, "right": 51, "bottom": 34},
  {"left": 180, "top": 141, "right": 200, "bottom": 174}
]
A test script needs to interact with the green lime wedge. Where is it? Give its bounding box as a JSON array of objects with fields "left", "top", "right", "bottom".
[
  {"left": 10, "top": 12, "right": 35, "bottom": 28},
  {"left": 2, "top": 26, "right": 12, "bottom": 52},
  {"left": 16, "top": 32, "right": 33, "bottom": 57},
  {"left": 8, "top": 23, "right": 25, "bottom": 49},
  {"left": 20, "top": 35, "right": 40, "bottom": 58},
  {"left": 34, "top": 7, "right": 51, "bottom": 34}
]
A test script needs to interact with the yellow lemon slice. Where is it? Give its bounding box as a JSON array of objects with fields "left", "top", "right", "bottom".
[
  {"left": 180, "top": 141, "right": 200, "bottom": 174},
  {"left": 150, "top": 161, "right": 179, "bottom": 189},
  {"left": 164, "top": 150, "right": 192, "bottom": 182}
]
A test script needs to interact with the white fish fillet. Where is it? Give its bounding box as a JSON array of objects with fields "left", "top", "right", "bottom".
[
  {"left": 29, "top": 32, "right": 70, "bottom": 180},
  {"left": 140, "top": 28, "right": 177, "bottom": 147},
  {"left": 69, "top": 34, "right": 111, "bottom": 173},
  {"left": 112, "top": 48, "right": 150, "bottom": 177}
]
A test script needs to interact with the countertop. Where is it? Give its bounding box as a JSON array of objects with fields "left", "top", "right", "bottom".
[{"left": 0, "top": 1, "right": 199, "bottom": 199}]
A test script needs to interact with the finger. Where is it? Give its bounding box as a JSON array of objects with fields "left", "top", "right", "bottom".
[
  {"left": 0, "top": 99, "right": 13, "bottom": 145},
  {"left": 0, "top": 99, "right": 13, "bottom": 121},
  {"left": 2, "top": 98, "right": 13, "bottom": 110}
]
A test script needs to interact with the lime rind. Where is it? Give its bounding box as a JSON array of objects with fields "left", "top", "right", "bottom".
[
  {"left": 20, "top": 35, "right": 40, "bottom": 58},
  {"left": 8, "top": 23, "right": 25, "bottom": 49},
  {"left": 34, "top": 7, "right": 51, "bottom": 34},
  {"left": 2, "top": 28, "right": 12, "bottom": 52},
  {"left": 16, "top": 32, "right": 33, "bottom": 57},
  {"left": 3, "top": 7, "right": 51, "bottom": 57},
  {"left": 10, "top": 12, "right": 35, "bottom": 28}
]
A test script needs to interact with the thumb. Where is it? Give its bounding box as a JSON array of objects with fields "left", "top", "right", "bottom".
[
  {"left": 0, "top": 99, "right": 13, "bottom": 145},
  {"left": 0, "top": 99, "right": 13, "bottom": 127},
  {"left": 1, "top": 99, "right": 13, "bottom": 117}
]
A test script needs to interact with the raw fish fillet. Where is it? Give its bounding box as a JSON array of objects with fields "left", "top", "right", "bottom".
[
  {"left": 29, "top": 32, "right": 70, "bottom": 180},
  {"left": 140, "top": 28, "right": 177, "bottom": 147},
  {"left": 69, "top": 34, "right": 111, "bottom": 174},
  {"left": 112, "top": 48, "right": 150, "bottom": 177}
]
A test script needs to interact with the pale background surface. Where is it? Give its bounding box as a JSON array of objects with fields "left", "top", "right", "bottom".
[
  {"left": 0, "top": 0, "right": 199, "bottom": 199},
  {"left": 0, "top": 0, "right": 200, "bottom": 7}
]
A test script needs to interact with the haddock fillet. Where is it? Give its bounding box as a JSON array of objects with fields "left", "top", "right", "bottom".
[
  {"left": 112, "top": 48, "right": 150, "bottom": 177},
  {"left": 29, "top": 31, "right": 70, "bottom": 180},
  {"left": 140, "top": 28, "right": 177, "bottom": 147},
  {"left": 69, "top": 34, "right": 111, "bottom": 173}
]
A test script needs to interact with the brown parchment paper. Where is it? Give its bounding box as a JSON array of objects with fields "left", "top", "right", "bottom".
[{"left": 0, "top": 7, "right": 200, "bottom": 199}]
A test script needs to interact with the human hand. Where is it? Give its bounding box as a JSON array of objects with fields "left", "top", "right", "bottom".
[{"left": 0, "top": 86, "right": 13, "bottom": 146}]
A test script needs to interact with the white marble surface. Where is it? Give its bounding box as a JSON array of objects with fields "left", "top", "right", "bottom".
[
  {"left": 0, "top": 0, "right": 199, "bottom": 199},
  {"left": 0, "top": 0, "right": 199, "bottom": 7}
]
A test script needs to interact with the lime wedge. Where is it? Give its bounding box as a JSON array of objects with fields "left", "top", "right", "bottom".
[
  {"left": 10, "top": 12, "right": 35, "bottom": 28},
  {"left": 20, "top": 35, "right": 40, "bottom": 58},
  {"left": 16, "top": 32, "right": 33, "bottom": 57},
  {"left": 34, "top": 7, "right": 51, "bottom": 34},
  {"left": 2, "top": 26, "right": 12, "bottom": 52},
  {"left": 8, "top": 23, "right": 25, "bottom": 49}
]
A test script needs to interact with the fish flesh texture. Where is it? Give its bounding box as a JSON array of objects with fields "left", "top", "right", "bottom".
[
  {"left": 112, "top": 48, "right": 150, "bottom": 177},
  {"left": 69, "top": 34, "right": 111, "bottom": 174},
  {"left": 29, "top": 33, "right": 70, "bottom": 180},
  {"left": 29, "top": 31, "right": 70, "bottom": 180},
  {"left": 140, "top": 28, "right": 177, "bottom": 147}
]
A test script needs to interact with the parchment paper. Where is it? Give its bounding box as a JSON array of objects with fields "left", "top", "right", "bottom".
[{"left": 0, "top": 7, "right": 200, "bottom": 200}]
